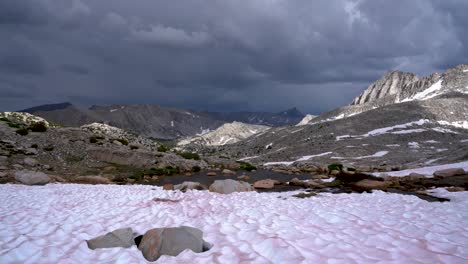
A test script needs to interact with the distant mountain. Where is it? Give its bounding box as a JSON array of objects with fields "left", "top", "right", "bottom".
[
  {"left": 20, "top": 102, "right": 73, "bottom": 113},
  {"left": 21, "top": 103, "right": 303, "bottom": 140},
  {"left": 177, "top": 121, "right": 270, "bottom": 150},
  {"left": 199, "top": 107, "right": 305, "bottom": 127}
]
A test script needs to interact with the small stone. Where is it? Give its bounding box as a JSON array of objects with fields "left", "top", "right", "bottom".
[
  {"left": 237, "top": 175, "right": 250, "bottom": 181},
  {"left": 253, "top": 179, "right": 279, "bottom": 189},
  {"left": 12, "top": 164, "right": 24, "bottom": 170},
  {"left": 353, "top": 179, "right": 391, "bottom": 191},
  {"left": 25, "top": 148, "right": 38, "bottom": 155},
  {"left": 433, "top": 168, "right": 466, "bottom": 178},
  {"left": 405, "top": 173, "right": 426, "bottom": 181},
  {"left": 87, "top": 228, "right": 135, "bottom": 250},
  {"left": 0, "top": 166, "right": 7, "bottom": 171},
  {"left": 23, "top": 158, "right": 38, "bottom": 167},
  {"left": 163, "top": 184, "right": 174, "bottom": 190},
  {"left": 174, "top": 181, "right": 207, "bottom": 191},
  {"left": 446, "top": 187, "right": 465, "bottom": 192},
  {"left": 207, "top": 172, "right": 217, "bottom": 177},
  {"left": 103, "top": 166, "right": 117, "bottom": 171},
  {"left": 222, "top": 169, "right": 235, "bottom": 176},
  {"left": 75, "top": 176, "right": 111, "bottom": 184},
  {"left": 0, "top": 172, "right": 7, "bottom": 178}
]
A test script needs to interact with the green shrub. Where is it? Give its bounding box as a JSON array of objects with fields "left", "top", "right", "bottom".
[
  {"left": 192, "top": 165, "right": 201, "bottom": 172},
  {"left": 239, "top": 163, "right": 257, "bottom": 171},
  {"left": 8, "top": 122, "right": 21, "bottom": 128},
  {"left": 157, "top": 144, "right": 169, "bottom": 152},
  {"left": 328, "top": 163, "right": 343, "bottom": 172},
  {"left": 30, "top": 144, "right": 39, "bottom": 149},
  {"left": 0, "top": 117, "right": 9, "bottom": 122},
  {"left": 178, "top": 152, "right": 200, "bottom": 160},
  {"left": 43, "top": 146, "right": 54, "bottom": 151},
  {"left": 16, "top": 128, "right": 29, "bottom": 136},
  {"left": 89, "top": 137, "right": 98, "bottom": 143},
  {"left": 29, "top": 122, "right": 47, "bottom": 132},
  {"left": 130, "top": 145, "right": 139, "bottom": 150}
]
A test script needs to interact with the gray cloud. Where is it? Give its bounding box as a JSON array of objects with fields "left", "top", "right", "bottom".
[{"left": 0, "top": 0, "right": 466, "bottom": 113}]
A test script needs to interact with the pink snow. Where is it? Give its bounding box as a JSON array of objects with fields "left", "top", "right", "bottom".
[{"left": 0, "top": 184, "right": 467, "bottom": 263}]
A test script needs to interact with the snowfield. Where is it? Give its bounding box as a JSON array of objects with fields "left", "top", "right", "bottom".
[
  {"left": 0, "top": 184, "right": 467, "bottom": 263},
  {"left": 374, "top": 161, "right": 468, "bottom": 177}
]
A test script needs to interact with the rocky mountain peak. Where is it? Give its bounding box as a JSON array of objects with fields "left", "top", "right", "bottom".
[
  {"left": 278, "top": 107, "right": 304, "bottom": 118},
  {"left": 351, "top": 70, "right": 419, "bottom": 105}
]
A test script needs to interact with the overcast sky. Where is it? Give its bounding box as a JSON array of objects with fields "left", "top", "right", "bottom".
[{"left": 0, "top": 0, "right": 466, "bottom": 114}]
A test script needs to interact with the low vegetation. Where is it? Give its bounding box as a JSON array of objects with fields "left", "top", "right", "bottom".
[
  {"left": 0, "top": 117, "right": 9, "bottom": 122},
  {"left": 192, "top": 165, "right": 201, "bottom": 172},
  {"left": 239, "top": 163, "right": 257, "bottom": 171},
  {"left": 30, "top": 144, "right": 39, "bottom": 149},
  {"left": 157, "top": 144, "right": 169, "bottom": 152},
  {"left": 113, "top": 138, "right": 129, "bottom": 145},
  {"left": 177, "top": 152, "right": 201, "bottom": 160},
  {"left": 8, "top": 122, "right": 21, "bottom": 128},
  {"left": 328, "top": 163, "right": 343, "bottom": 172},
  {"left": 28, "top": 122, "right": 48, "bottom": 132},
  {"left": 16, "top": 128, "right": 29, "bottom": 136},
  {"left": 43, "top": 146, "right": 54, "bottom": 151},
  {"left": 130, "top": 166, "right": 180, "bottom": 180},
  {"left": 89, "top": 137, "right": 98, "bottom": 143}
]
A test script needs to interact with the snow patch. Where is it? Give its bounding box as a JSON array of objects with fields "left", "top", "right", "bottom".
[
  {"left": 332, "top": 151, "right": 389, "bottom": 160},
  {"left": 408, "top": 142, "right": 420, "bottom": 149},
  {"left": 374, "top": 161, "right": 468, "bottom": 177},
  {"left": 264, "top": 152, "right": 333, "bottom": 166},
  {"left": 401, "top": 79, "right": 443, "bottom": 102},
  {"left": 2, "top": 184, "right": 467, "bottom": 263}
]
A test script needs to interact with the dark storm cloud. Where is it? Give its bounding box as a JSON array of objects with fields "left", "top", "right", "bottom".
[{"left": 0, "top": 0, "right": 466, "bottom": 113}]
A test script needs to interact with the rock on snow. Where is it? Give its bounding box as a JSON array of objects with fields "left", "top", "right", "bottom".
[{"left": 0, "top": 184, "right": 467, "bottom": 263}]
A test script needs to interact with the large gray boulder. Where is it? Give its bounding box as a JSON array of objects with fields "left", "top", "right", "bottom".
[
  {"left": 138, "top": 226, "right": 211, "bottom": 262},
  {"left": 209, "top": 179, "right": 253, "bottom": 194},
  {"left": 87, "top": 227, "right": 135, "bottom": 250},
  {"left": 14, "top": 170, "right": 50, "bottom": 185}
]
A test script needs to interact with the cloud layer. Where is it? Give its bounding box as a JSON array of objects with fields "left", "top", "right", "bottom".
[{"left": 0, "top": 0, "right": 466, "bottom": 113}]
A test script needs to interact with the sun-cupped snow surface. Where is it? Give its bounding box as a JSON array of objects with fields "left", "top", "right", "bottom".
[
  {"left": 374, "top": 161, "right": 468, "bottom": 177},
  {"left": 0, "top": 184, "right": 467, "bottom": 263},
  {"left": 263, "top": 152, "right": 333, "bottom": 166}
]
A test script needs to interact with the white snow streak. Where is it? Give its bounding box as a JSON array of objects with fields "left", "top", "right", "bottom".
[
  {"left": 264, "top": 152, "right": 333, "bottom": 166},
  {"left": 332, "top": 151, "right": 389, "bottom": 160},
  {"left": 374, "top": 161, "right": 468, "bottom": 177},
  {"left": 401, "top": 79, "right": 443, "bottom": 102}
]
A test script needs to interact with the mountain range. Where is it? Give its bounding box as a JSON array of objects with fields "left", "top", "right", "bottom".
[{"left": 20, "top": 103, "right": 304, "bottom": 140}]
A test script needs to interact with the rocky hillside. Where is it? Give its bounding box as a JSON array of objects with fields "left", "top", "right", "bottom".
[
  {"left": 300, "top": 64, "right": 468, "bottom": 125},
  {"left": 198, "top": 107, "right": 305, "bottom": 127},
  {"left": 296, "top": 114, "right": 318, "bottom": 126},
  {"left": 177, "top": 122, "right": 270, "bottom": 150},
  {"left": 208, "top": 65, "right": 468, "bottom": 172},
  {"left": 22, "top": 104, "right": 225, "bottom": 140}
]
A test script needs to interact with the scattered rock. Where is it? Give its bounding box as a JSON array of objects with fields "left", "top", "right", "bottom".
[
  {"left": 289, "top": 178, "right": 308, "bottom": 187},
  {"left": 0, "top": 156, "right": 7, "bottom": 165},
  {"left": 253, "top": 179, "right": 279, "bottom": 189},
  {"left": 446, "top": 187, "right": 465, "bottom": 192},
  {"left": 163, "top": 183, "right": 174, "bottom": 190},
  {"left": 406, "top": 173, "right": 426, "bottom": 181},
  {"left": 222, "top": 169, "right": 235, "bottom": 176},
  {"left": 0, "top": 166, "right": 7, "bottom": 170},
  {"left": 174, "top": 181, "right": 207, "bottom": 192},
  {"left": 293, "top": 192, "right": 317, "bottom": 198},
  {"left": 209, "top": 179, "right": 253, "bottom": 194},
  {"left": 24, "top": 148, "right": 38, "bottom": 155},
  {"left": 14, "top": 170, "right": 51, "bottom": 185},
  {"left": 0, "top": 172, "right": 7, "bottom": 178},
  {"left": 353, "top": 179, "right": 392, "bottom": 191},
  {"left": 23, "top": 157, "right": 38, "bottom": 167},
  {"left": 87, "top": 227, "right": 135, "bottom": 250},
  {"left": 237, "top": 175, "right": 250, "bottom": 181},
  {"left": 75, "top": 176, "right": 111, "bottom": 184},
  {"left": 12, "top": 164, "right": 24, "bottom": 170},
  {"left": 433, "top": 168, "right": 466, "bottom": 178},
  {"left": 103, "top": 166, "right": 117, "bottom": 171},
  {"left": 207, "top": 172, "right": 217, "bottom": 176},
  {"left": 138, "top": 226, "right": 210, "bottom": 262}
]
